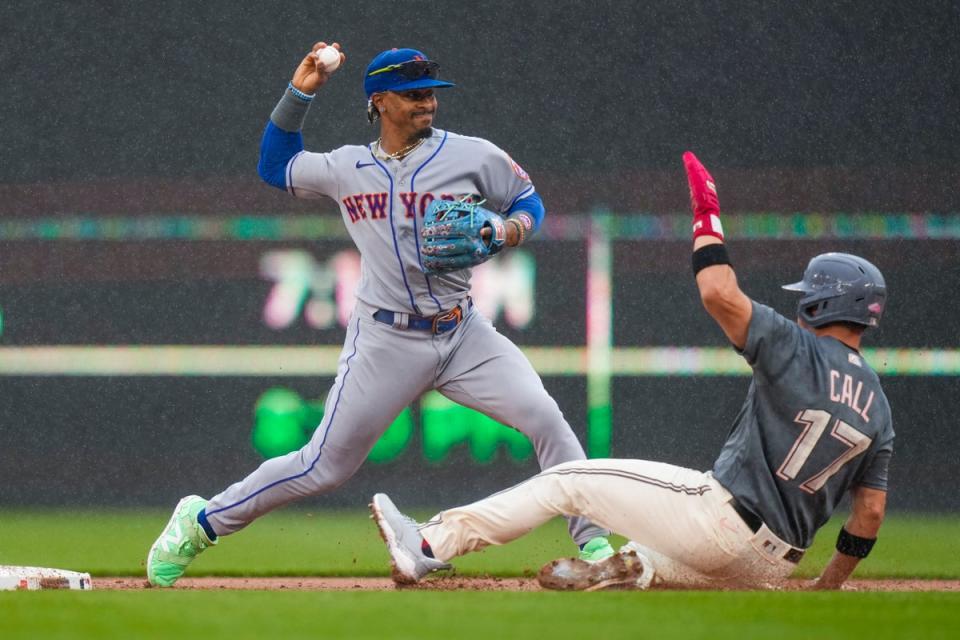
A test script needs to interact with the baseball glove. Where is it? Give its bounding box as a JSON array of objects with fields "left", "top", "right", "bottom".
[{"left": 420, "top": 198, "right": 506, "bottom": 274}]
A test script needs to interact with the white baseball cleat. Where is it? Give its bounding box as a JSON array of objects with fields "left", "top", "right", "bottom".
[
  {"left": 369, "top": 493, "right": 452, "bottom": 585},
  {"left": 617, "top": 541, "right": 656, "bottom": 590},
  {"left": 538, "top": 548, "right": 655, "bottom": 592}
]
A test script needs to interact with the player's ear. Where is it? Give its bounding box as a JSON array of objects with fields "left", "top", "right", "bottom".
[{"left": 367, "top": 94, "right": 385, "bottom": 123}]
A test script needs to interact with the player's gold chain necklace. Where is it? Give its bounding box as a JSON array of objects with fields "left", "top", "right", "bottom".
[{"left": 375, "top": 137, "right": 426, "bottom": 161}]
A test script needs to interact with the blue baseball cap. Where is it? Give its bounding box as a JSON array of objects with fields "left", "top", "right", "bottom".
[{"left": 364, "top": 48, "right": 455, "bottom": 98}]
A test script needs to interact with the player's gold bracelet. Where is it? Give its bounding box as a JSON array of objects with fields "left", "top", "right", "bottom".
[{"left": 507, "top": 218, "right": 526, "bottom": 246}]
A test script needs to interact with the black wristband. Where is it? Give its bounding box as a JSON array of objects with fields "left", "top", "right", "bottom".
[
  {"left": 692, "top": 243, "right": 732, "bottom": 276},
  {"left": 836, "top": 527, "right": 876, "bottom": 558}
]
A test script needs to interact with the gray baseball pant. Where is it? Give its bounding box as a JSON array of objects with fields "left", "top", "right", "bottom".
[{"left": 204, "top": 301, "right": 608, "bottom": 546}]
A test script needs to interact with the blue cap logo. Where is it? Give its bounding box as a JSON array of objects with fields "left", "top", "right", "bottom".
[{"left": 364, "top": 48, "right": 455, "bottom": 97}]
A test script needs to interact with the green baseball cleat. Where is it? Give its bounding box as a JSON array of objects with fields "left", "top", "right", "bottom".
[
  {"left": 146, "top": 495, "right": 217, "bottom": 587},
  {"left": 578, "top": 536, "right": 615, "bottom": 562}
]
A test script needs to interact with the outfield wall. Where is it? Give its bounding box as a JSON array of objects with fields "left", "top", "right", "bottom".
[
  {"left": 0, "top": 374, "right": 955, "bottom": 510},
  {"left": 1, "top": 218, "right": 957, "bottom": 510}
]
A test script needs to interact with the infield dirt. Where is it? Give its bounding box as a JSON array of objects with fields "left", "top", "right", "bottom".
[{"left": 97, "top": 576, "right": 960, "bottom": 592}]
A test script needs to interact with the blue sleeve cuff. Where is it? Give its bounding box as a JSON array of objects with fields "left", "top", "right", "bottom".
[
  {"left": 258, "top": 121, "right": 305, "bottom": 191},
  {"left": 506, "top": 190, "right": 545, "bottom": 232}
]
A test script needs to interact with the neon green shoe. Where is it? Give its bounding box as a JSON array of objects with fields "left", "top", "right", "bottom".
[
  {"left": 146, "top": 495, "right": 217, "bottom": 587},
  {"left": 578, "top": 536, "right": 615, "bottom": 562}
]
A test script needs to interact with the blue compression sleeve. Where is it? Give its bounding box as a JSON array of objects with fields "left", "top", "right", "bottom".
[
  {"left": 257, "top": 121, "right": 305, "bottom": 191},
  {"left": 506, "top": 190, "right": 545, "bottom": 232}
]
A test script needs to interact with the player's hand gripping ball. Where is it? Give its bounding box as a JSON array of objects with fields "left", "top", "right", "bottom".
[
  {"left": 420, "top": 199, "right": 507, "bottom": 274},
  {"left": 315, "top": 46, "right": 341, "bottom": 72}
]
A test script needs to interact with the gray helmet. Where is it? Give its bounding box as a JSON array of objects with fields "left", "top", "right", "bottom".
[{"left": 782, "top": 253, "right": 887, "bottom": 328}]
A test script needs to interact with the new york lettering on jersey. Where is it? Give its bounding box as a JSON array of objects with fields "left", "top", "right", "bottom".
[
  {"left": 342, "top": 191, "right": 460, "bottom": 223},
  {"left": 287, "top": 129, "right": 534, "bottom": 314}
]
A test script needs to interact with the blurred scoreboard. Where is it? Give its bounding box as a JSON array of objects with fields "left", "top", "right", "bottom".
[
  {"left": 0, "top": 241, "right": 583, "bottom": 346},
  {"left": 1, "top": 213, "right": 958, "bottom": 509}
]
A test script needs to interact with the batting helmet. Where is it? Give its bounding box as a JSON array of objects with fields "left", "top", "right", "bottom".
[
  {"left": 363, "top": 48, "right": 455, "bottom": 98},
  {"left": 782, "top": 253, "right": 887, "bottom": 328}
]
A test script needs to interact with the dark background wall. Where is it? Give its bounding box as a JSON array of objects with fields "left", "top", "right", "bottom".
[
  {"left": 1, "top": 372, "right": 954, "bottom": 510},
  {"left": 1, "top": 1, "right": 958, "bottom": 211},
  {"left": 1, "top": 2, "right": 958, "bottom": 510},
  {"left": 0, "top": 237, "right": 957, "bottom": 510}
]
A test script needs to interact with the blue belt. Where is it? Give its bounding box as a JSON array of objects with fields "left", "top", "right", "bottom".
[{"left": 373, "top": 300, "right": 471, "bottom": 334}]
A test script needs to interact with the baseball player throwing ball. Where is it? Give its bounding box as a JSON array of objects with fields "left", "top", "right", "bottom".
[
  {"left": 370, "top": 152, "right": 894, "bottom": 590},
  {"left": 146, "top": 42, "right": 612, "bottom": 587}
]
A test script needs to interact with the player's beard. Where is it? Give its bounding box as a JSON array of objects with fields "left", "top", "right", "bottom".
[{"left": 411, "top": 109, "right": 435, "bottom": 140}]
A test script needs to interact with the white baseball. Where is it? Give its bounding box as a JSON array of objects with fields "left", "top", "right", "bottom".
[{"left": 315, "top": 47, "right": 341, "bottom": 72}]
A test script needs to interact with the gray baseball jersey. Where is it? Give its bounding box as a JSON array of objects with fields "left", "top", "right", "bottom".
[
  {"left": 202, "top": 121, "right": 605, "bottom": 548},
  {"left": 400, "top": 303, "right": 894, "bottom": 589},
  {"left": 713, "top": 302, "right": 895, "bottom": 549},
  {"left": 286, "top": 128, "right": 535, "bottom": 314}
]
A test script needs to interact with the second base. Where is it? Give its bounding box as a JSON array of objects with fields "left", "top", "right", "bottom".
[{"left": 0, "top": 565, "right": 94, "bottom": 591}]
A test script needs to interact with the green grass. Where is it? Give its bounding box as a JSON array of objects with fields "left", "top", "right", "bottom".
[
  {"left": 0, "top": 507, "right": 593, "bottom": 578},
  {"left": 1, "top": 508, "right": 958, "bottom": 579},
  {"left": 1, "top": 591, "right": 959, "bottom": 640},
  {"left": 1, "top": 510, "right": 959, "bottom": 639}
]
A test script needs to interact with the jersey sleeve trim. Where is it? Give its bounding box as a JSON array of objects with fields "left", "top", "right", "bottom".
[
  {"left": 854, "top": 480, "right": 889, "bottom": 491},
  {"left": 285, "top": 150, "right": 306, "bottom": 197},
  {"left": 506, "top": 185, "right": 535, "bottom": 210},
  {"left": 853, "top": 437, "right": 894, "bottom": 491},
  {"left": 506, "top": 189, "right": 544, "bottom": 231}
]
